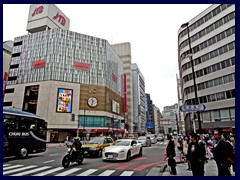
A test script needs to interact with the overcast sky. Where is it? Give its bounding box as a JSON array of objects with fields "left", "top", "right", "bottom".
[{"left": 3, "top": 4, "right": 211, "bottom": 111}]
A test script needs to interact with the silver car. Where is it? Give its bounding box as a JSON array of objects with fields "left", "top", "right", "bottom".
[
  {"left": 147, "top": 134, "right": 157, "bottom": 144},
  {"left": 137, "top": 136, "right": 151, "bottom": 147}
]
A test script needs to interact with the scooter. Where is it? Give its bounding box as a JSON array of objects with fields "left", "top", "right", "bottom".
[{"left": 62, "top": 145, "right": 85, "bottom": 168}]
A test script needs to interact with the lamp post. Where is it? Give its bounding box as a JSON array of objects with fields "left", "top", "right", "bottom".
[{"left": 181, "top": 22, "right": 202, "bottom": 133}]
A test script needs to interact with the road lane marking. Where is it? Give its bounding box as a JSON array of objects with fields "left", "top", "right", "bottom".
[
  {"left": 49, "top": 154, "right": 59, "bottom": 156},
  {"left": 11, "top": 166, "right": 51, "bottom": 176},
  {"left": 3, "top": 165, "right": 37, "bottom": 175},
  {"left": 99, "top": 164, "right": 115, "bottom": 169},
  {"left": 33, "top": 167, "right": 64, "bottom": 176},
  {"left": 98, "top": 170, "right": 116, "bottom": 176},
  {"left": 77, "top": 169, "right": 98, "bottom": 176},
  {"left": 115, "top": 165, "right": 131, "bottom": 170},
  {"left": 3, "top": 165, "right": 24, "bottom": 170},
  {"left": 120, "top": 171, "right": 134, "bottom": 176},
  {"left": 43, "top": 160, "right": 55, "bottom": 164},
  {"left": 55, "top": 168, "right": 81, "bottom": 176},
  {"left": 3, "top": 164, "right": 11, "bottom": 167},
  {"left": 133, "top": 162, "right": 159, "bottom": 171}
]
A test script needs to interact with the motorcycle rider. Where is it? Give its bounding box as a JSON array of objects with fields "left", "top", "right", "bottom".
[{"left": 73, "top": 136, "right": 82, "bottom": 150}]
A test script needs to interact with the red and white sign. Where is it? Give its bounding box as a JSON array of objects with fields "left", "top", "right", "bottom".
[
  {"left": 3, "top": 72, "right": 8, "bottom": 97},
  {"left": 32, "top": 60, "right": 45, "bottom": 68},
  {"left": 112, "top": 73, "right": 117, "bottom": 82},
  {"left": 53, "top": 12, "right": 66, "bottom": 26},
  {"left": 74, "top": 62, "right": 89, "bottom": 71},
  {"left": 32, "top": 6, "right": 44, "bottom": 16}
]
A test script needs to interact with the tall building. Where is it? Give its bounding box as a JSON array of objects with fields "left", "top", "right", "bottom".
[
  {"left": 112, "top": 43, "right": 134, "bottom": 134},
  {"left": 3, "top": 40, "right": 13, "bottom": 98},
  {"left": 145, "top": 93, "right": 154, "bottom": 133},
  {"left": 162, "top": 103, "right": 178, "bottom": 134},
  {"left": 4, "top": 4, "right": 125, "bottom": 142},
  {"left": 131, "top": 63, "right": 146, "bottom": 134},
  {"left": 178, "top": 4, "right": 235, "bottom": 134}
]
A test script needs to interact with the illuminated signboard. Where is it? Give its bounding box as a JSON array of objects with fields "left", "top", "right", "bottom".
[
  {"left": 112, "top": 100, "right": 120, "bottom": 114},
  {"left": 56, "top": 88, "right": 73, "bottom": 113}
]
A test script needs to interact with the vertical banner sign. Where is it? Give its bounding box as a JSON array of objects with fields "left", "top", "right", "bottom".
[
  {"left": 3, "top": 72, "right": 8, "bottom": 97},
  {"left": 123, "top": 74, "right": 127, "bottom": 113}
]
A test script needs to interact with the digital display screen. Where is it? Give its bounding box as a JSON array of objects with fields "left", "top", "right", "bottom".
[{"left": 56, "top": 88, "right": 73, "bottom": 113}]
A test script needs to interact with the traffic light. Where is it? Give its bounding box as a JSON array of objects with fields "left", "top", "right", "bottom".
[{"left": 71, "top": 113, "right": 75, "bottom": 121}]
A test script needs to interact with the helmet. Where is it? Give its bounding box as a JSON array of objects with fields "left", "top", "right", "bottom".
[{"left": 74, "top": 136, "right": 80, "bottom": 141}]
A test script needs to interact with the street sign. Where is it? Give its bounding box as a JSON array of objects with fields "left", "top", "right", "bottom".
[{"left": 179, "top": 104, "right": 206, "bottom": 112}]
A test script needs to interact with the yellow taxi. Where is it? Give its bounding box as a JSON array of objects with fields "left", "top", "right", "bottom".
[{"left": 82, "top": 136, "right": 113, "bottom": 157}]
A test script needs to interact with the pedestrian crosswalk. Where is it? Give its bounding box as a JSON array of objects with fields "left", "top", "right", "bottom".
[{"left": 3, "top": 164, "right": 136, "bottom": 176}]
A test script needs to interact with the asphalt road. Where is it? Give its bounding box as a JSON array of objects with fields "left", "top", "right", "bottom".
[{"left": 3, "top": 141, "right": 168, "bottom": 176}]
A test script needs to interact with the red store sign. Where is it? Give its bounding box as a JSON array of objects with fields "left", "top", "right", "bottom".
[
  {"left": 32, "top": 60, "right": 45, "bottom": 68},
  {"left": 74, "top": 62, "right": 89, "bottom": 71},
  {"left": 53, "top": 12, "right": 66, "bottom": 26},
  {"left": 32, "top": 6, "right": 44, "bottom": 16}
]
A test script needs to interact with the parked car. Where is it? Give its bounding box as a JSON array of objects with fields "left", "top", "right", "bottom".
[
  {"left": 81, "top": 136, "right": 113, "bottom": 157},
  {"left": 137, "top": 136, "right": 151, "bottom": 147},
  {"left": 102, "top": 139, "right": 142, "bottom": 161},
  {"left": 146, "top": 134, "right": 157, "bottom": 144},
  {"left": 156, "top": 134, "right": 164, "bottom": 142}
]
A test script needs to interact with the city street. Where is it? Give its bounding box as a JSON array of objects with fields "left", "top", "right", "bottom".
[{"left": 3, "top": 141, "right": 168, "bottom": 176}]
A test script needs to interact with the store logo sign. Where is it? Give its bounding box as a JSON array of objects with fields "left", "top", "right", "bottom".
[
  {"left": 32, "top": 6, "right": 44, "bottom": 16},
  {"left": 32, "top": 60, "right": 45, "bottom": 68},
  {"left": 53, "top": 12, "right": 66, "bottom": 26}
]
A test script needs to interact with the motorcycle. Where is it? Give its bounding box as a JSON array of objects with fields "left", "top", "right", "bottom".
[{"left": 62, "top": 145, "right": 85, "bottom": 168}]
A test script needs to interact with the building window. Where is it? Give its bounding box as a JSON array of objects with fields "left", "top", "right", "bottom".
[
  {"left": 5, "top": 88, "right": 14, "bottom": 93},
  {"left": 220, "top": 108, "right": 230, "bottom": 121}
]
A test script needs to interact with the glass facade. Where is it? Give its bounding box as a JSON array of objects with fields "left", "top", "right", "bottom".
[{"left": 9, "top": 28, "right": 123, "bottom": 95}]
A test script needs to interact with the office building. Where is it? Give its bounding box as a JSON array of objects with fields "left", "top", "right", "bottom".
[{"left": 178, "top": 4, "right": 235, "bottom": 134}]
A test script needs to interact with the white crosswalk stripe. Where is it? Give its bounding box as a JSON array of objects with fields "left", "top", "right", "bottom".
[
  {"left": 98, "top": 170, "right": 116, "bottom": 176},
  {"left": 33, "top": 167, "right": 64, "bottom": 176},
  {"left": 55, "top": 167, "right": 82, "bottom": 176},
  {"left": 3, "top": 165, "right": 24, "bottom": 171},
  {"left": 3, "top": 165, "right": 37, "bottom": 175},
  {"left": 11, "top": 166, "right": 51, "bottom": 176},
  {"left": 120, "top": 171, "right": 134, "bottom": 176},
  {"left": 3, "top": 164, "right": 137, "bottom": 176},
  {"left": 77, "top": 169, "right": 98, "bottom": 176}
]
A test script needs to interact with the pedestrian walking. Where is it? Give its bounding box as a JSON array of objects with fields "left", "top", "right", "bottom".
[
  {"left": 166, "top": 134, "right": 177, "bottom": 175},
  {"left": 183, "top": 135, "right": 191, "bottom": 170},
  {"left": 212, "top": 129, "right": 234, "bottom": 176},
  {"left": 229, "top": 134, "right": 235, "bottom": 173},
  {"left": 187, "top": 132, "right": 206, "bottom": 176}
]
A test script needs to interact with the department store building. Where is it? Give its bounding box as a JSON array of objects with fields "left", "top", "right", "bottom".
[{"left": 4, "top": 4, "right": 125, "bottom": 142}]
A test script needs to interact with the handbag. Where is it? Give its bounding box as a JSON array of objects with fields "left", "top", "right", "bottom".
[{"left": 168, "top": 157, "right": 176, "bottom": 167}]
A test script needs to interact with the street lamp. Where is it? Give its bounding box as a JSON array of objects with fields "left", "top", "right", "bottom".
[{"left": 181, "top": 22, "right": 202, "bottom": 133}]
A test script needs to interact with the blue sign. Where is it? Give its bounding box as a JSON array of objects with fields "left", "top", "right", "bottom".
[
  {"left": 146, "top": 122, "right": 154, "bottom": 128},
  {"left": 179, "top": 104, "right": 206, "bottom": 112}
]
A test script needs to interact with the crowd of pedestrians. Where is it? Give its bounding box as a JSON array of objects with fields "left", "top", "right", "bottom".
[{"left": 165, "top": 129, "right": 235, "bottom": 176}]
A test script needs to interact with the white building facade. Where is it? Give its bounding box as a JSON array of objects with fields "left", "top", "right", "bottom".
[{"left": 178, "top": 4, "right": 235, "bottom": 134}]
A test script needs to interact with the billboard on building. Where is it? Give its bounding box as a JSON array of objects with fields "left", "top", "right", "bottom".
[
  {"left": 56, "top": 88, "right": 73, "bottom": 113},
  {"left": 112, "top": 100, "right": 120, "bottom": 114}
]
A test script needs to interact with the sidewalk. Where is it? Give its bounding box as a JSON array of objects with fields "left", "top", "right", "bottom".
[{"left": 162, "top": 159, "right": 235, "bottom": 176}]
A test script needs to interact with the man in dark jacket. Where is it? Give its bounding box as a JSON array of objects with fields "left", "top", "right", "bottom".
[
  {"left": 187, "top": 132, "right": 206, "bottom": 176},
  {"left": 166, "top": 135, "right": 176, "bottom": 175},
  {"left": 213, "top": 129, "right": 233, "bottom": 176}
]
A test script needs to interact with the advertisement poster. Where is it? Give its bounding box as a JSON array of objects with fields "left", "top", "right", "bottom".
[{"left": 56, "top": 88, "right": 73, "bottom": 113}]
